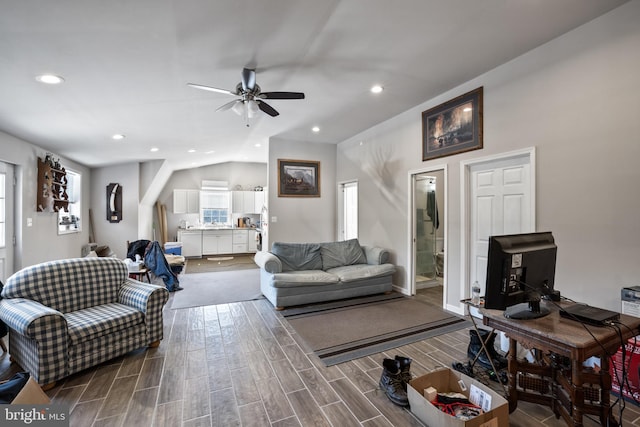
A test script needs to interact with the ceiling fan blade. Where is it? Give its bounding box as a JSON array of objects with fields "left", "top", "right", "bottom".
[
  {"left": 187, "top": 83, "right": 236, "bottom": 96},
  {"left": 241, "top": 68, "right": 256, "bottom": 92},
  {"left": 260, "top": 91, "right": 305, "bottom": 100},
  {"left": 216, "top": 99, "right": 241, "bottom": 112},
  {"left": 257, "top": 100, "right": 279, "bottom": 117}
]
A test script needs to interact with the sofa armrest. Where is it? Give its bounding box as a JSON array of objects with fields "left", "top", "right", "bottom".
[
  {"left": 0, "top": 298, "right": 67, "bottom": 339},
  {"left": 254, "top": 251, "right": 282, "bottom": 274},
  {"left": 119, "top": 280, "right": 169, "bottom": 343},
  {"left": 362, "top": 246, "right": 390, "bottom": 265}
]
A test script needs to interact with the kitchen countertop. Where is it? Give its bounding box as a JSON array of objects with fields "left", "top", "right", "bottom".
[{"left": 179, "top": 226, "right": 258, "bottom": 231}]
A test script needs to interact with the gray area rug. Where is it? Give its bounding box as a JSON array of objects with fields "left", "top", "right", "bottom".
[
  {"left": 171, "top": 268, "right": 263, "bottom": 309},
  {"left": 282, "top": 293, "right": 470, "bottom": 366},
  {"left": 185, "top": 254, "right": 258, "bottom": 274}
]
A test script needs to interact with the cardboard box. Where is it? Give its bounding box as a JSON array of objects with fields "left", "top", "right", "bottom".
[
  {"left": 1, "top": 374, "right": 51, "bottom": 404},
  {"left": 408, "top": 367, "right": 509, "bottom": 427}
]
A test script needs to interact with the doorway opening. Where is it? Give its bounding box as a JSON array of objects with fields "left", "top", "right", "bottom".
[
  {"left": 338, "top": 181, "right": 358, "bottom": 241},
  {"left": 409, "top": 166, "right": 446, "bottom": 303}
]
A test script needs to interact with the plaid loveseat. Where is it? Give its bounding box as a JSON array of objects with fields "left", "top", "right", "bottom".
[{"left": 0, "top": 257, "right": 169, "bottom": 386}]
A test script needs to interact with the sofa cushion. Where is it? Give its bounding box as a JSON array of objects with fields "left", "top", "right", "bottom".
[
  {"left": 320, "top": 239, "right": 367, "bottom": 270},
  {"left": 326, "top": 264, "right": 397, "bottom": 283},
  {"left": 271, "top": 243, "right": 323, "bottom": 272},
  {"left": 65, "top": 302, "right": 144, "bottom": 345},
  {"left": 270, "top": 270, "right": 340, "bottom": 288}
]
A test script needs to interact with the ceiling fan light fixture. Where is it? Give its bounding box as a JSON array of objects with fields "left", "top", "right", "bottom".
[
  {"left": 247, "top": 100, "right": 260, "bottom": 118},
  {"left": 231, "top": 101, "right": 245, "bottom": 116}
]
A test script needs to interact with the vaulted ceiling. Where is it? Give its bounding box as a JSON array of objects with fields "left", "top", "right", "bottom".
[{"left": 0, "top": 0, "right": 628, "bottom": 169}]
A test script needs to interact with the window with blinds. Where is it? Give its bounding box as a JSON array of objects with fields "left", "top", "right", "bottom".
[{"left": 200, "top": 191, "right": 230, "bottom": 225}]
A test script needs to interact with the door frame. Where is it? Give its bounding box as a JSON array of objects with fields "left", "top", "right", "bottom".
[
  {"left": 458, "top": 147, "right": 536, "bottom": 314},
  {"left": 407, "top": 163, "right": 448, "bottom": 301}
]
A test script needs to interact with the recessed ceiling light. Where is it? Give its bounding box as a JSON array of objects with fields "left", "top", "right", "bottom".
[
  {"left": 150, "top": 147, "right": 159, "bottom": 152},
  {"left": 35, "top": 74, "right": 65, "bottom": 84},
  {"left": 254, "top": 143, "right": 261, "bottom": 147},
  {"left": 205, "top": 150, "right": 215, "bottom": 154},
  {"left": 112, "top": 134, "right": 125, "bottom": 140},
  {"left": 188, "top": 149, "right": 196, "bottom": 153},
  {"left": 312, "top": 126, "right": 320, "bottom": 133},
  {"left": 370, "top": 85, "right": 383, "bottom": 94}
]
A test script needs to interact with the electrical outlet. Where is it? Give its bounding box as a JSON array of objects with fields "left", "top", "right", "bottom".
[{"left": 271, "top": 216, "right": 277, "bottom": 223}]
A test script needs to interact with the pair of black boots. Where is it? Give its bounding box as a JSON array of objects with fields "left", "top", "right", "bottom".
[{"left": 379, "top": 355, "right": 412, "bottom": 407}]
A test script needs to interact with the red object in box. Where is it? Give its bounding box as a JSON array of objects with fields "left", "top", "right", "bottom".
[{"left": 610, "top": 335, "right": 640, "bottom": 403}]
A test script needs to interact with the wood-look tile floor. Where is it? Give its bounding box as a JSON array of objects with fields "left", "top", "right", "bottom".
[{"left": 1, "top": 285, "right": 639, "bottom": 426}]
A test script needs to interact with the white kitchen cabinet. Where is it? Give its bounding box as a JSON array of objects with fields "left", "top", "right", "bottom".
[
  {"left": 232, "top": 190, "right": 264, "bottom": 214},
  {"left": 173, "top": 189, "right": 199, "bottom": 214},
  {"left": 248, "top": 229, "right": 258, "bottom": 253},
  {"left": 177, "top": 230, "right": 202, "bottom": 257},
  {"left": 202, "top": 230, "right": 233, "bottom": 255},
  {"left": 232, "top": 229, "right": 248, "bottom": 253}
]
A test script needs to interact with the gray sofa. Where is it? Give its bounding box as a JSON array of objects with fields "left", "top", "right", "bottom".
[{"left": 254, "top": 239, "right": 396, "bottom": 309}]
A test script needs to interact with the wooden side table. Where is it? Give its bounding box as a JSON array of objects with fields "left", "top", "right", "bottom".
[{"left": 128, "top": 267, "right": 151, "bottom": 283}]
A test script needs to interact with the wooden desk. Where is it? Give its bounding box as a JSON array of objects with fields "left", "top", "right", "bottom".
[{"left": 482, "top": 302, "right": 640, "bottom": 427}]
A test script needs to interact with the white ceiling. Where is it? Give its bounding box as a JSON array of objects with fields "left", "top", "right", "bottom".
[{"left": 0, "top": 0, "right": 628, "bottom": 170}]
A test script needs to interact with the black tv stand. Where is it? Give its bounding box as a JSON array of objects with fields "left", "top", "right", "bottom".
[{"left": 504, "top": 301, "right": 550, "bottom": 320}]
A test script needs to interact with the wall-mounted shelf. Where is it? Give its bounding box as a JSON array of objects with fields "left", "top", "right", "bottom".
[{"left": 37, "top": 157, "right": 69, "bottom": 212}]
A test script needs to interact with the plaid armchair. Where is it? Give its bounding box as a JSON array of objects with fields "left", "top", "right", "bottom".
[{"left": 0, "top": 257, "right": 169, "bottom": 386}]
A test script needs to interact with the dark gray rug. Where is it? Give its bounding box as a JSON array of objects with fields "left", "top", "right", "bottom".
[
  {"left": 170, "top": 269, "right": 263, "bottom": 309},
  {"left": 282, "top": 293, "right": 470, "bottom": 366}
]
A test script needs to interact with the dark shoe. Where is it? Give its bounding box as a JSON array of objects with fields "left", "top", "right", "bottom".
[
  {"left": 452, "top": 361, "right": 475, "bottom": 378},
  {"left": 488, "top": 369, "right": 508, "bottom": 384},
  {"left": 467, "top": 329, "right": 507, "bottom": 370},
  {"left": 395, "top": 355, "right": 412, "bottom": 390},
  {"left": 379, "top": 358, "right": 409, "bottom": 407}
]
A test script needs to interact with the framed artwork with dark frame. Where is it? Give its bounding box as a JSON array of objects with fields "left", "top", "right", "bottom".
[
  {"left": 278, "top": 159, "right": 320, "bottom": 197},
  {"left": 422, "top": 87, "right": 483, "bottom": 161}
]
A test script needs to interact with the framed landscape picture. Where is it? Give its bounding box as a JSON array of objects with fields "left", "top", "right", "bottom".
[
  {"left": 422, "top": 87, "right": 483, "bottom": 161},
  {"left": 278, "top": 159, "right": 320, "bottom": 197}
]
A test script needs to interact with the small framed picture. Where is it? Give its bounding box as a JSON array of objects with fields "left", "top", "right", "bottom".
[{"left": 278, "top": 159, "right": 320, "bottom": 197}]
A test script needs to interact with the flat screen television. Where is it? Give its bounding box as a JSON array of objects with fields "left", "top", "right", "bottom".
[{"left": 483, "top": 231, "right": 557, "bottom": 319}]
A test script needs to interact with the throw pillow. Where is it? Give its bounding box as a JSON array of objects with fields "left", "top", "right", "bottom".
[
  {"left": 320, "top": 239, "right": 367, "bottom": 270},
  {"left": 271, "top": 243, "right": 323, "bottom": 272}
]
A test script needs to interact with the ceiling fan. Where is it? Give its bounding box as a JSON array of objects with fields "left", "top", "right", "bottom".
[{"left": 187, "top": 68, "right": 305, "bottom": 126}]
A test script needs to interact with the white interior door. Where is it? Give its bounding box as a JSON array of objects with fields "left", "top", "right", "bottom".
[
  {"left": 463, "top": 149, "right": 535, "bottom": 303},
  {"left": 470, "top": 158, "right": 533, "bottom": 296},
  {"left": 0, "top": 161, "right": 15, "bottom": 281}
]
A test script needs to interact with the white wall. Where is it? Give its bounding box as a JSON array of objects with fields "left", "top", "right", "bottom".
[
  {"left": 336, "top": 2, "right": 640, "bottom": 312},
  {"left": 267, "top": 138, "right": 337, "bottom": 247},
  {"left": 0, "top": 132, "right": 91, "bottom": 270}
]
